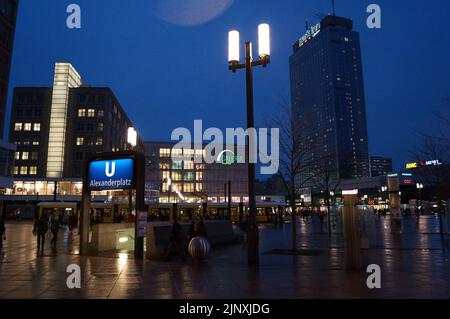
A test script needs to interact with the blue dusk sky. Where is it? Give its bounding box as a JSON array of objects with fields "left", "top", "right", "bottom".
[{"left": 6, "top": 0, "right": 450, "bottom": 172}]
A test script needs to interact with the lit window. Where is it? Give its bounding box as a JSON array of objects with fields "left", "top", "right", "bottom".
[
  {"left": 31, "top": 152, "right": 38, "bottom": 160},
  {"left": 20, "top": 167, "right": 28, "bottom": 175},
  {"left": 78, "top": 109, "right": 86, "bottom": 117},
  {"left": 196, "top": 183, "right": 203, "bottom": 192},
  {"left": 183, "top": 149, "right": 195, "bottom": 157},
  {"left": 22, "top": 152, "right": 29, "bottom": 160},
  {"left": 98, "top": 109, "right": 104, "bottom": 117},
  {"left": 29, "top": 166, "right": 37, "bottom": 175},
  {"left": 159, "top": 163, "right": 170, "bottom": 170},
  {"left": 171, "top": 172, "right": 182, "bottom": 181},
  {"left": 96, "top": 137, "right": 103, "bottom": 146},
  {"left": 24, "top": 123, "right": 32, "bottom": 131},
  {"left": 162, "top": 171, "right": 170, "bottom": 181},
  {"left": 13, "top": 166, "right": 19, "bottom": 175},
  {"left": 184, "top": 172, "right": 194, "bottom": 181},
  {"left": 196, "top": 172, "right": 203, "bottom": 181},
  {"left": 32, "top": 139, "right": 40, "bottom": 146},
  {"left": 183, "top": 183, "right": 194, "bottom": 192},
  {"left": 97, "top": 123, "right": 104, "bottom": 132},
  {"left": 184, "top": 161, "right": 194, "bottom": 170},
  {"left": 76, "top": 137, "right": 84, "bottom": 146},
  {"left": 14, "top": 152, "right": 20, "bottom": 160},
  {"left": 14, "top": 123, "right": 23, "bottom": 131},
  {"left": 159, "top": 148, "right": 170, "bottom": 158},
  {"left": 172, "top": 149, "right": 183, "bottom": 158},
  {"left": 87, "top": 109, "right": 95, "bottom": 117},
  {"left": 33, "top": 123, "right": 41, "bottom": 131},
  {"left": 172, "top": 160, "right": 182, "bottom": 170}
]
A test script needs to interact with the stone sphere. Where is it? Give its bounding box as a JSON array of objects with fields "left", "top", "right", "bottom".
[{"left": 188, "top": 236, "right": 210, "bottom": 260}]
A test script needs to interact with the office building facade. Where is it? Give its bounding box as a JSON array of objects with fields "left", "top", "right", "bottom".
[
  {"left": 370, "top": 156, "right": 393, "bottom": 177},
  {"left": 8, "top": 62, "right": 141, "bottom": 196},
  {"left": 289, "top": 15, "right": 370, "bottom": 186},
  {"left": 0, "top": 0, "right": 18, "bottom": 138},
  {"left": 144, "top": 141, "right": 248, "bottom": 203}
]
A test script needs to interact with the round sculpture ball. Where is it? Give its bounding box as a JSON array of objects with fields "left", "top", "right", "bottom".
[{"left": 188, "top": 236, "right": 211, "bottom": 260}]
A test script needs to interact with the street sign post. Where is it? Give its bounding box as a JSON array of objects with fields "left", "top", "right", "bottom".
[{"left": 80, "top": 151, "right": 146, "bottom": 259}]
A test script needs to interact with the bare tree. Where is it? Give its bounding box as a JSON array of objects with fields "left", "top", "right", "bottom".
[
  {"left": 309, "top": 153, "right": 340, "bottom": 235},
  {"left": 267, "top": 96, "right": 315, "bottom": 253}
]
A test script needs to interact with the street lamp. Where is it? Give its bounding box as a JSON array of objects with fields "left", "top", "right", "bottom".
[
  {"left": 127, "top": 127, "right": 137, "bottom": 150},
  {"left": 228, "top": 23, "right": 271, "bottom": 266},
  {"left": 416, "top": 183, "right": 424, "bottom": 218}
]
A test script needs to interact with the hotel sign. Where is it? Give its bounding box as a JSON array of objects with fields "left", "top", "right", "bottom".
[
  {"left": 406, "top": 159, "right": 442, "bottom": 170},
  {"left": 298, "top": 23, "right": 321, "bottom": 48},
  {"left": 88, "top": 158, "right": 134, "bottom": 190}
]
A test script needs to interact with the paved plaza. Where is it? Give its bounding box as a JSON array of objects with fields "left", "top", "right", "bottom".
[{"left": 0, "top": 215, "right": 449, "bottom": 299}]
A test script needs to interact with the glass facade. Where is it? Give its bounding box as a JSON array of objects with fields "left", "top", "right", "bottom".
[{"left": 289, "top": 15, "right": 370, "bottom": 186}]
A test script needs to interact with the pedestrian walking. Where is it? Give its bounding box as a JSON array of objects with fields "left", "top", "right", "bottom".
[
  {"left": 0, "top": 217, "right": 5, "bottom": 253},
  {"left": 33, "top": 214, "right": 48, "bottom": 255},
  {"left": 167, "top": 219, "right": 185, "bottom": 259},
  {"left": 49, "top": 212, "right": 60, "bottom": 252}
]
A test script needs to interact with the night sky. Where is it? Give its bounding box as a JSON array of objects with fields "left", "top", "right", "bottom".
[{"left": 6, "top": 0, "right": 450, "bottom": 172}]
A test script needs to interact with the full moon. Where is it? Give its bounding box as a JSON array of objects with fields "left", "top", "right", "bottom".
[{"left": 153, "top": 0, "right": 234, "bottom": 26}]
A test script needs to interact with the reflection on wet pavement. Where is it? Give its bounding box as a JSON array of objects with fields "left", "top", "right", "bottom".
[{"left": 0, "top": 214, "right": 449, "bottom": 299}]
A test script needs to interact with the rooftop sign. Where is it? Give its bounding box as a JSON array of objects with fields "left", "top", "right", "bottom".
[{"left": 298, "top": 23, "right": 321, "bottom": 48}]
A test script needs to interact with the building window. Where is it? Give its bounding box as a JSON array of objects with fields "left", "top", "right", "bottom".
[
  {"left": 76, "top": 137, "right": 84, "bottom": 146},
  {"left": 32, "top": 139, "right": 40, "bottom": 146},
  {"left": 75, "top": 152, "right": 83, "bottom": 160},
  {"left": 172, "top": 160, "right": 182, "bottom": 170},
  {"left": 162, "top": 171, "right": 170, "bottom": 181},
  {"left": 20, "top": 167, "right": 28, "bottom": 175},
  {"left": 196, "top": 172, "right": 203, "bottom": 181},
  {"left": 23, "top": 140, "right": 30, "bottom": 145},
  {"left": 160, "top": 148, "right": 170, "bottom": 158},
  {"left": 196, "top": 183, "right": 203, "bottom": 192},
  {"left": 87, "top": 109, "right": 95, "bottom": 117},
  {"left": 171, "top": 172, "right": 182, "bottom": 181},
  {"left": 22, "top": 152, "right": 29, "bottom": 160},
  {"left": 159, "top": 163, "right": 170, "bottom": 170},
  {"left": 184, "top": 172, "right": 194, "bottom": 181},
  {"left": 184, "top": 161, "right": 194, "bottom": 170},
  {"left": 97, "top": 123, "right": 104, "bottom": 132},
  {"left": 14, "top": 152, "right": 20, "bottom": 160},
  {"left": 13, "top": 166, "right": 19, "bottom": 175},
  {"left": 24, "top": 123, "right": 32, "bottom": 131},
  {"left": 172, "top": 149, "right": 182, "bottom": 158},
  {"left": 98, "top": 109, "right": 104, "bottom": 117},
  {"left": 29, "top": 166, "right": 37, "bottom": 175},
  {"left": 183, "top": 183, "right": 194, "bottom": 192},
  {"left": 96, "top": 137, "right": 103, "bottom": 146},
  {"left": 33, "top": 123, "right": 41, "bottom": 131},
  {"left": 31, "top": 152, "right": 38, "bottom": 160},
  {"left": 78, "top": 109, "right": 86, "bottom": 117},
  {"left": 14, "top": 123, "right": 22, "bottom": 131}
]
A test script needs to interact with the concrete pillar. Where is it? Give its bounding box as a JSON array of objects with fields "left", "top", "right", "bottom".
[
  {"left": 342, "top": 193, "right": 361, "bottom": 271},
  {"left": 387, "top": 175, "right": 402, "bottom": 231}
]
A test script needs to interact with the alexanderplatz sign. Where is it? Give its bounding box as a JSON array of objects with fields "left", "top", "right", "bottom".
[{"left": 80, "top": 151, "right": 146, "bottom": 259}]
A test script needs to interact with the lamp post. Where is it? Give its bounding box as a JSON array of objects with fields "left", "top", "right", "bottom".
[
  {"left": 416, "top": 183, "right": 424, "bottom": 219},
  {"left": 228, "top": 23, "right": 270, "bottom": 266},
  {"left": 127, "top": 127, "right": 137, "bottom": 220}
]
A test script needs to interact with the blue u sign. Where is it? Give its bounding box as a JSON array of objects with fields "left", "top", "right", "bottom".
[{"left": 88, "top": 158, "right": 134, "bottom": 191}]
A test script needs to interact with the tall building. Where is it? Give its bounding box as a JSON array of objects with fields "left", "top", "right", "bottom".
[
  {"left": 289, "top": 15, "right": 370, "bottom": 185},
  {"left": 9, "top": 62, "right": 141, "bottom": 182},
  {"left": 0, "top": 0, "right": 18, "bottom": 137},
  {"left": 370, "top": 156, "right": 393, "bottom": 177},
  {"left": 144, "top": 141, "right": 248, "bottom": 203},
  {"left": 0, "top": 0, "right": 19, "bottom": 190}
]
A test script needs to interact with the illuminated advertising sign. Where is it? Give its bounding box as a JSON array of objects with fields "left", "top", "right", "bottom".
[
  {"left": 406, "top": 162, "right": 418, "bottom": 169},
  {"left": 298, "top": 23, "right": 321, "bottom": 48},
  {"left": 88, "top": 158, "right": 134, "bottom": 191},
  {"left": 406, "top": 159, "right": 442, "bottom": 169}
]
